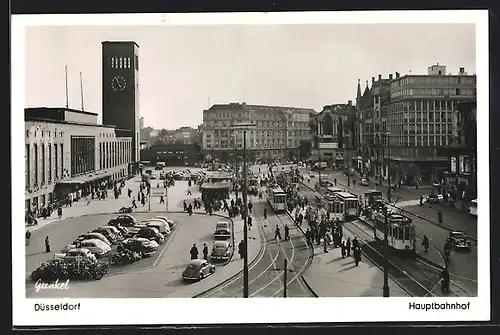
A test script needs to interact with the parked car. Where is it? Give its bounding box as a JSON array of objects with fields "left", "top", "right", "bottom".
[
  {"left": 136, "top": 227, "right": 165, "bottom": 244},
  {"left": 447, "top": 231, "right": 472, "bottom": 251},
  {"left": 182, "top": 259, "right": 215, "bottom": 281},
  {"left": 73, "top": 232, "right": 111, "bottom": 246},
  {"left": 55, "top": 248, "right": 97, "bottom": 263},
  {"left": 124, "top": 237, "right": 159, "bottom": 249},
  {"left": 152, "top": 216, "right": 175, "bottom": 229},
  {"left": 79, "top": 239, "right": 112, "bottom": 257},
  {"left": 99, "top": 226, "right": 124, "bottom": 240},
  {"left": 145, "top": 219, "right": 171, "bottom": 236},
  {"left": 122, "top": 238, "right": 157, "bottom": 257},
  {"left": 110, "top": 214, "right": 138, "bottom": 227},
  {"left": 210, "top": 241, "right": 232, "bottom": 261},
  {"left": 92, "top": 228, "right": 118, "bottom": 244},
  {"left": 216, "top": 221, "right": 230, "bottom": 231},
  {"left": 359, "top": 178, "right": 369, "bottom": 186},
  {"left": 214, "top": 226, "right": 231, "bottom": 240}
]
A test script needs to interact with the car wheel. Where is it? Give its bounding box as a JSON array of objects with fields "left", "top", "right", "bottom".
[
  {"left": 198, "top": 273, "right": 204, "bottom": 281},
  {"left": 210, "top": 267, "right": 215, "bottom": 274}
]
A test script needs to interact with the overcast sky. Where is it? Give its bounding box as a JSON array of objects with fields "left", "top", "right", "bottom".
[{"left": 25, "top": 24, "right": 476, "bottom": 129}]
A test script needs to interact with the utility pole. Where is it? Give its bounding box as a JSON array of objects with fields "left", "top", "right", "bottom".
[
  {"left": 386, "top": 132, "right": 392, "bottom": 203},
  {"left": 383, "top": 206, "right": 390, "bottom": 297},
  {"left": 233, "top": 123, "right": 255, "bottom": 298},
  {"left": 283, "top": 258, "right": 288, "bottom": 298}
]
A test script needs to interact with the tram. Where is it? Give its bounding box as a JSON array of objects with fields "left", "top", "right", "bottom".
[
  {"left": 321, "top": 194, "right": 345, "bottom": 221},
  {"left": 334, "top": 192, "right": 359, "bottom": 221},
  {"left": 267, "top": 186, "right": 286, "bottom": 212},
  {"left": 372, "top": 211, "right": 416, "bottom": 252}
]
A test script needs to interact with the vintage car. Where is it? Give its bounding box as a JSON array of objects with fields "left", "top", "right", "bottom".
[
  {"left": 214, "top": 226, "right": 231, "bottom": 240},
  {"left": 55, "top": 248, "right": 97, "bottom": 263},
  {"left": 136, "top": 226, "right": 165, "bottom": 244},
  {"left": 122, "top": 238, "right": 157, "bottom": 257},
  {"left": 123, "top": 237, "right": 160, "bottom": 249},
  {"left": 210, "top": 241, "right": 232, "bottom": 261},
  {"left": 182, "top": 259, "right": 215, "bottom": 281},
  {"left": 447, "top": 231, "right": 472, "bottom": 251},
  {"left": 216, "top": 221, "right": 230, "bottom": 231},
  {"left": 99, "top": 226, "right": 124, "bottom": 240},
  {"left": 426, "top": 193, "right": 444, "bottom": 203},
  {"left": 359, "top": 178, "right": 369, "bottom": 186},
  {"left": 62, "top": 239, "right": 111, "bottom": 257},
  {"left": 91, "top": 228, "right": 118, "bottom": 244},
  {"left": 145, "top": 219, "right": 171, "bottom": 236},
  {"left": 73, "top": 232, "right": 111, "bottom": 246},
  {"left": 152, "top": 216, "right": 175, "bottom": 229},
  {"left": 111, "top": 214, "right": 139, "bottom": 227}
]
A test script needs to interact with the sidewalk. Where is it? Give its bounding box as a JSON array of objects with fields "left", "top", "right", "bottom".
[{"left": 26, "top": 175, "right": 142, "bottom": 232}]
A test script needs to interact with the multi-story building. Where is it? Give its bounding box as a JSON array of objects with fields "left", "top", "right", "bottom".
[
  {"left": 311, "top": 101, "right": 357, "bottom": 169},
  {"left": 202, "top": 103, "right": 315, "bottom": 163},
  {"left": 140, "top": 143, "right": 199, "bottom": 166},
  {"left": 25, "top": 107, "right": 133, "bottom": 211},
  {"left": 438, "top": 101, "right": 477, "bottom": 199},
  {"left": 356, "top": 75, "right": 392, "bottom": 177},
  {"left": 386, "top": 64, "right": 476, "bottom": 184}
]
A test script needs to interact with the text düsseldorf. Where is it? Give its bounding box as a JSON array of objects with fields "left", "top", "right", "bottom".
[{"left": 34, "top": 303, "right": 81, "bottom": 311}]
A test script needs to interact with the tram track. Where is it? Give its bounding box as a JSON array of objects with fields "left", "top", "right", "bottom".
[
  {"left": 196, "top": 196, "right": 313, "bottom": 298},
  {"left": 297, "top": 182, "right": 474, "bottom": 298}
]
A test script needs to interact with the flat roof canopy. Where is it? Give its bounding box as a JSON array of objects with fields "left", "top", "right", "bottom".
[{"left": 201, "top": 182, "right": 233, "bottom": 190}]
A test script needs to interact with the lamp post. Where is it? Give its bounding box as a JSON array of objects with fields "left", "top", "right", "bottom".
[
  {"left": 383, "top": 205, "right": 390, "bottom": 297},
  {"left": 318, "top": 136, "right": 322, "bottom": 184},
  {"left": 385, "top": 131, "right": 392, "bottom": 203},
  {"left": 233, "top": 123, "right": 255, "bottom": 298}
]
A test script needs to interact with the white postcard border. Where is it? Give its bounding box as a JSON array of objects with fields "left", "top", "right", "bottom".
[{"left": 12, "top": 10, "right": 490, "bottom": 325}]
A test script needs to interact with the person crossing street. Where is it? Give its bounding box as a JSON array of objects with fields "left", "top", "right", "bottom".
[{"left": 274, "top": 225, "right": 282, "bottom": 241}]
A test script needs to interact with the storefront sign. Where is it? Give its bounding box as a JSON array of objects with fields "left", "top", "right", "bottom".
[
  {"left": 450, "top": 157, "right": 457, "bottom": 173},
  {"left": 319, "top": 142, "right": 338, "bottom": 149}
]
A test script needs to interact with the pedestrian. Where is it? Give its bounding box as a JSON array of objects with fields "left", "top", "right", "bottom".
[
  {"left": 187, "top": 188, "right": 192, "bottom": 195},
  {"left": 274, "top": 225, "right": 282, "bottom": 241},
  {"left": 238, "top": 240, "right": 245, "bottom": 259},
  {"left": 190, "top": 244, "right": 199, "bottom": 260},
  {"left": 160, "top": 195, "right": 165, "bottom": 204},
  {"left": 346, "top": 237, "right": 351, "bottom": 256},
  {"left": 341, "top": 241, "right": 346, "bottom": 259},
  {"left": 132, "top": 199, "right": 138, "bottom": 209},
  {"left": 45, "top": 236, "right": 51, "bottom": 252},
  {"left": 305, "top": 228, "right": 311, "bottom": 245},
  {"left": 248, "top": 201, "right": 253, "bottom": 214},
  {"left": 323, "top": 236, "right": 328, "bottom": 253},
  {"left": 247, "top": 216, "right": 252, "bottom": 230},
  {"left": 183, "top": 200, "right": 188, "bottom": 212},
  {"left": 284, "top": 225, "right": 290, "bottom": 240},
  {"left": 202, "top": 243, "right": 208, "bottom": 260},
  {"left": 25, "top": 230, "right": 31, "bottom": 245},
  {"left": 57, "top": 207, "right": 62, "bottom": 219},
  {"left": 188, "top": 204, "right": 193, "bottom": 216},
  {"left": 141, "top": 197, "right": 146, "bottom": 207}
]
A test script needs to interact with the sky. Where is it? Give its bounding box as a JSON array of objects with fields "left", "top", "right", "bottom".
[{"left": 25, "top": 24, "right": 476, "bottom": 129}]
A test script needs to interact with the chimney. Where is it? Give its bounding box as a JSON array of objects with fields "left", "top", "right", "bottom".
[
  {"left": 348, "top": 100, "right": 352, "bottom": 106},
  {"left": 372, "top": 77, "right": 375, "bottom": 84},
  {"left": 389, "top": 74, "right": 393, "bottom": 80},
  {"left": 378, "top": 74, "right": 382, "bottom": 80},
  {"left": 396, "top": 72, "right": 400, "bottom": 78},
  {"left": 459, "top": 67, "right": 465, "bottom": 74}
]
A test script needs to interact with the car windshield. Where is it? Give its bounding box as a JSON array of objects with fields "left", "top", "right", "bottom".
[
  {"left": 67, "top": 251, "right": 82, "bottom": 256},
  {"left": 187, "top": 264, "right": 198, "bottom": 270},
  {"left": 215, "top": 245, "right": 226, "bottom": 250},
  {"left": 453, "top": 232, "right": 465, "bottom": 238}
]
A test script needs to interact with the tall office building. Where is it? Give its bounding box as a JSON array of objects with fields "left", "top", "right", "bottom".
[{"left": 102, "top": 41, "right": 140, "bottom": 165}]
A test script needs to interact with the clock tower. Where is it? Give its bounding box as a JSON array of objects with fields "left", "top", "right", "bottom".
[{"left": 102, "top": 41, "right": 140, "bottom": 164}]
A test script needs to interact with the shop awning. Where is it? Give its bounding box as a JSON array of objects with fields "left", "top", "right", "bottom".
[{"left": 56, "top": 170, "right": 114, "bottom": 185}]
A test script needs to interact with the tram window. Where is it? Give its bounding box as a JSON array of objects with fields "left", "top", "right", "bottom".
[
  {"left": 391, "top": 226, "right": 396, "bottom": 237},
  {"left": 398, "top": 227, "right": 404, "bottom": 240},
  {"left": 410, "top": 226, "right": 415, "bottom": 239}
]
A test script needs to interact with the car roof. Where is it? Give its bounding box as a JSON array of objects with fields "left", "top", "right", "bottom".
[
  {"left": 81, "top": 239, "right": 104, "bottom": 245},
  {"left": 213, "top": 241, "right": 229, "bottom": 247},
  {"left": 188, "top": 259, "right": 206, "bottom": 266},
  {"left": 67, "top": 248, "right": 91, "bottom": 253}
]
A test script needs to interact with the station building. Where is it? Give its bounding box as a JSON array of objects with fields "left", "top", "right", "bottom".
[{"left": 25, "top": 107, "right": 133, "bottom": 211}]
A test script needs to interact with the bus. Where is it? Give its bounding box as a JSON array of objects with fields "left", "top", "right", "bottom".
[
  {"left": 335, "top": 192, "right": 359, "bottom": 221},
  {"left": 267, "top": 186, "right": 286, "bottom": 213},
  {"left": 468, "top": 199, "right": 477, "bottom": 216},
  {"left": 321, "top": 194, "right": 344, "bottom": 221}
]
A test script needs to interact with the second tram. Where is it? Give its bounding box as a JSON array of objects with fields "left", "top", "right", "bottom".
[
  {"left": 372, "top": 211, "right": 416, "bottom": 252},
  {"left": 267, "top": 186, "right": 286, "bottom": 212},
  {"left": 334, "top": 192, "right": 359, "bottom": 221},
  {"left": 321, "top": 194, "right": 345, "bottom": 221}
]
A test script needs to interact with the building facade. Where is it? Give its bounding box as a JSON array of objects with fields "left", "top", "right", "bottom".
[
  {"left": 356, "top": 75, "right": 392, "bottom": 178},
  {"left": 311, "top": 101, "right": 357, "bottom": 169},
  {"left": 25, "top": 108, "right": 132, "bottom": 211},
  {"left": 102, "top": 41, "right": 140, "bottom": 164},
  {"left": 202, "top": 103, "right": 314, "bottom": 163},
  {"left": 386, "top": 65, "right": 476, "bottom": 184},
  {"left": 140, "top": 143, "right": 199, "bottom": 166}
]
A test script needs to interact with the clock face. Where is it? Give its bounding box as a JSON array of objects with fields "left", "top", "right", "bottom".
[{"left": 111, "top": 76, "right": 127, "bottom": 91}]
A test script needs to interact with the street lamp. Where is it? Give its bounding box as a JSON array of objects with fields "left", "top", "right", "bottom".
[
  {"left": 384, "top": 131, "right": 392, "bottom": 203},
  {"left": 383, "top": 205, "right": 390, "bottom": 297},
  {"left": 232, "top": 123, "right": 255, "bottom": 298}
]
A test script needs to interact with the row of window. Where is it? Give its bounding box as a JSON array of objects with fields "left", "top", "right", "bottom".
[
  {"left": 205, "top": 110, "right": 308, "bottom": 121},
  {"left": 389, "top": 99, "right": 464, "bottom": 112},
  {"left": 391, "top": 75, "right": 475, "bottom": 88},
  {"left": 389, "top": 147, "right": 439, "bottom": 158},
  {"left": 205, "top": 141, "right": 300, "bottom": 150},
  {"left": 109, "top": 55, "right": 139, "bottom": 70},
  {"left": 388, "top": 111, "right": 453, "bottom": 124},
  {"left": 391, "top": 87, "right": 476, "bottom": 98},
  {"left": 26, "top": 129, "right": 117, "bottom": 139},
  {"left": 25, "top": 143, "right": 64, "bottom": 189},
  {"left": 99, "top": 141, "right": 131, "bottom": 171},
  {"left": 389, "top": 135, "right": 454, "bottom": 147}
]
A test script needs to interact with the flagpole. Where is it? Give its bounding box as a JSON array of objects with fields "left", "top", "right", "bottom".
[{"left": 65, "top": 66, "right": 69, "bottom": 108}]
